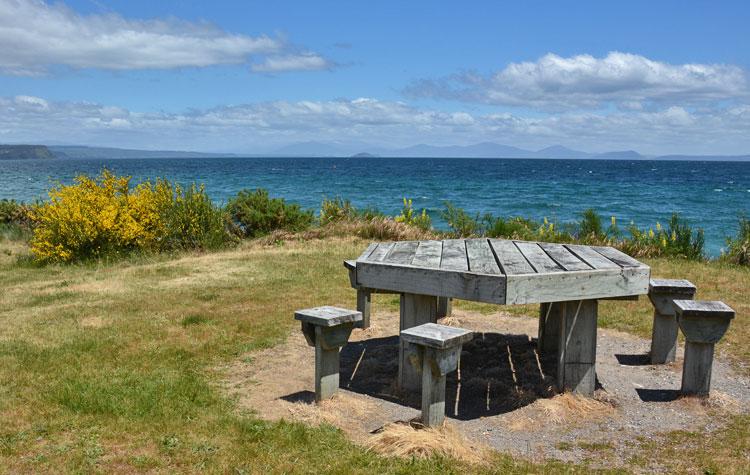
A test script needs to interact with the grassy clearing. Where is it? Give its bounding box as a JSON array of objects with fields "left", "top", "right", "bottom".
[{"left": 0, "top": 236, "right": 747, "bottom": 473}]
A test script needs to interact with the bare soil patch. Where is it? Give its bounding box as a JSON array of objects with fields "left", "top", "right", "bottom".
[{"left": 222, "top": 307, "right": 749, "bottom": 468}]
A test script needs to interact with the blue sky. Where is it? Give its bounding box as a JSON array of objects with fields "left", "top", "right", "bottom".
[{"left": 0, "top": 0, "right": 749, "bottom": 154}]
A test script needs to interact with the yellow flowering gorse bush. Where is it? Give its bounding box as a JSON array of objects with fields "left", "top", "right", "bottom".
[{"left": 30, "top": 171, "right": 229, "bottom": 263}]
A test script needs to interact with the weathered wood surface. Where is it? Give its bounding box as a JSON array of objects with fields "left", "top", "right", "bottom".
[
  {"left": 673, "top": 300, "right": 735, "bottom": 319},
  {"left": 489, "top": 239, "right": 535, "bottom": 275},
  {"left": 681, "top": 341, "right": 714, "bottom": 396},
  {"left": 539, "top": 242, "right": 591, "bottom": 271},
  {"left": 295, "top": 306, "right": 363, "bottom": 327},
  {"left": 648, "top": 279, "right": 697, "bottom": 364},
  {"left": 400, "top": 322, "right": 473, "bottom": 349},
  {"left": 351, "top": 239, "right": 650, "bottom": 305},
  {"left": 465, "top": 238, "right": 501, "bottom": 274},
  {"left": 538, "top": 302, "right": 562, "bottom": 354},
  {"left": 356, "top": 289, "right": 371, "bottom": 329},
  {"left": 421, "top": 349, "right": 448, "bottom": 427},
  {"left": 556, "top": 299, "right": 598, "bottom": 395},
  {"left": 356, "top": 260, "right": 507, "bottom": 304},
  {"left": 412, "top": 240, "right": 442, "bottom": 268},
  {"left": 399, "top": 293, "right": 438, "bottom": 391},
  {"left": 436, "top": 297, "right": 452, "bottom": 318},
  {"left": 440, "top": 239, "right": 468, "bottom": 271}
]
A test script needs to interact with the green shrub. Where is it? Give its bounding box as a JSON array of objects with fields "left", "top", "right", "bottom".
[
  {"left": 158, "top": 182, "right": 233, "bottom": 251},
  {"left": 725, "top": 215, "right": 750, "bottom": 266},
  {"left": 483, "top": 215, "right": 538, "bottom": 240},
  {"left": 227, "top": 189, "right": 313, "bottom": 238},
  {"left": 441, "top": 202, "right": 481, "bottom": 237},
  {"left": 579, "top": 209, "right": 604, "bottom": 240},
  {"left": 0, "top": 199, "right": 32, "bottom": 227}
]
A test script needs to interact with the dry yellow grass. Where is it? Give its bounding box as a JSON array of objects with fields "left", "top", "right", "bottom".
[{"left": 367, "top": 421, "right": 489, "bottom": 465}]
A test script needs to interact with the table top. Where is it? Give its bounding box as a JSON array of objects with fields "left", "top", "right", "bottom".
[{"left": 349, "top": 238, "right": 650, "bottom": 305}]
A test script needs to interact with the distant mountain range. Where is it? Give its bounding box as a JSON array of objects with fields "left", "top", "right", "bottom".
[
  {"left": 1, "top": 142, "right": 748, "bottom": 161},
  {"left": 269, "top": 141, "right": 749, "bottom": 161}
]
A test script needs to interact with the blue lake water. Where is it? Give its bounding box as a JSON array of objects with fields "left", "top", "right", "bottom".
[{"left": 1, "top": 156, "right": 749, "bottom": 256}]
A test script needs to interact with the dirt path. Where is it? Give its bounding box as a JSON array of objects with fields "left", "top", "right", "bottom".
[{"left": 222, "top": 308, "right": 749, "bottom": 468}]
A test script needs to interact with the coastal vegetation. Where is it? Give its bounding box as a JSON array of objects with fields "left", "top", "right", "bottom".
[{"left": 0, "top": 170, "right": 747, "bottom": 266}]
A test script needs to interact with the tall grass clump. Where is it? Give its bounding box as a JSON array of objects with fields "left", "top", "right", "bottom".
[
  {"left": 29, "top": 170, "right": 232, "bottom": 263},
  {"left": 226, "top": 188, "right": 313, "bottom": 238},
  {"left": 623, "top": 213, "right": 704, "bottom": 260},
  {"left": 724, "top": 215, "right": 750, "bottom": 265},
  {"left": 395, "top": 198, "right": 431, "bottom": 231}
]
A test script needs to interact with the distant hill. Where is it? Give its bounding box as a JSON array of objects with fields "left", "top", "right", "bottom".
[
  {"left": 272, "top": 141, "right": 748, "bottom": 161},
  {"left": 0, "top": 144, "right": 56, "bottom": 160},
  {"left": 351, "top": 152, "right": 378, "bottom": 158},
  {"left": 48, "top": 146, "right": 235, "bottom": 159},
  {"left": 590, "top": 150, "right": 643, "bottom": 160}
]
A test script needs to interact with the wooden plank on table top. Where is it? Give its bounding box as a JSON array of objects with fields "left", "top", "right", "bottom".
[
  {"left": 565, "top": 244, "right": 620, "bottom": 269},
  {"left": 440, "top": 239, "right": 468, "bottom": 271},
  {"left": 356, "top": 261, "right": 506, "bottom": 304},
  {"left": 515, "top": 241, "right": 563, "bottom": 273},
  {"left": 357, "top": 242, "right": 379, "bottom": 261},
  {"left": 384, "top": 241, "right": 419, "bottom": 265},
  {"left": 411, "top": 240, "right": 443, "bottom": 268},
  {"left": 591, "top": 246, "right": 643, "bottom": 268},
  {"left": 367, "top": 242, "right": 394, "bottom": 262},
  {"left": 539, "top": 242, "right": 592, "bottom": 271},
  {"left": 505, "top": 266, "right": 650, "bottom": 305},
  {"left": 489, "top": 239, "right": 535, "bottom": 275},
  {"left": 465, "top": 239, "right": 501, "bottom": 274}
]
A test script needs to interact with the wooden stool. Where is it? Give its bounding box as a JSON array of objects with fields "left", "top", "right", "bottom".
[
  {"left": 673, "top": 300, "right": 735, "bottom": 397},
  {"left": 400, "top": 323, "right": 473, "bottom": 427},
  {"left": 648, "top": 279, "right": 697, "bottom": 364},
  {"left": 295, "top": 306, "right": 362, "bottom": 402}
]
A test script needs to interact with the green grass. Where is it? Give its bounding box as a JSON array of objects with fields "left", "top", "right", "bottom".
[{"left": 0, "top": 236, "right": 747, "bottom": 473}]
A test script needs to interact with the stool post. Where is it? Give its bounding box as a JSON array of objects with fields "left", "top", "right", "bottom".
[
  {"left": 648, "top": 279, "right": 696, "bottom": 364},
  {"left": 401, "top": 322, "right": 472, "bottom": 427},
  {"left": 681, "top": 341, "right": 714, "bottom": 396},
  {"left": 421, "top": 347, "right": 447, "bottom": 427},
  {"left": 295, "top": 306, "right": 362, "bottom": 403}
]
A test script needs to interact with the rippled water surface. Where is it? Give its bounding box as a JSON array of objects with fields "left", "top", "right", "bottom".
[{"left": 2, "top": 156, "right": 749, "bottom": 256}]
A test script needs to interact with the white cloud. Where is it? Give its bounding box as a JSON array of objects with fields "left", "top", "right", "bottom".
[
  {"left": 0, "top": 0, "right": 330, "bottom": 74},
  {"left": 251, "top": 53, "right": 331, "bottom": 73},
  {"left": 407, "top": 52, "right": 748, "bottom": 110},
  {"left": 1, "top": 95, "right": 749, "bottom": 155}
]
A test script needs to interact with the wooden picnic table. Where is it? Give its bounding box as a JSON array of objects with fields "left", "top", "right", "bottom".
[{"left": 345, "top": 238, "right": 651, "bottom": 396}]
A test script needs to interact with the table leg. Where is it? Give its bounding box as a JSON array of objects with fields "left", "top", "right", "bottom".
[
  {"left": 356, "top": 289, "right": 372, "bottom": 329},
  {"left": 436, "top": 297, "right": 452, "bottom": 318},
  {"left": 398, "top": 293, "right": 437, "bottom": 392},
  {"left": 538, "top": 302, "right": 563, "bottom": 355},
  {"left": 556, "top": 299, "right": 598, "bottom": 396}
]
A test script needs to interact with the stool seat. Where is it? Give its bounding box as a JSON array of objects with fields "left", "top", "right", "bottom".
[
  {"left": 672, "top": 300, "right": 735, "bottom": 319},
  {"left": 401, "top": 322, "right": 473, "bottom": 349},
  {"left": 294, "top": 306, "right": 362, "bottom": 327},
  {"left": 649, "top": 279, "right": 697, "bottom": 294}
]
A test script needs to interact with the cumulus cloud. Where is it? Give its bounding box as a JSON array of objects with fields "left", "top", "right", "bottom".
[
  {"left": 2, "top": 95, "right": 749, "bottom": 155},
  {"left": 406, "top": 52, "right": 749, "bottom": 110},
  {"left": 0, "top": 0, "right": 330, "bottom": 74}
]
